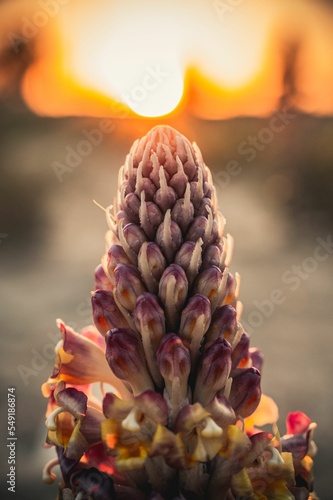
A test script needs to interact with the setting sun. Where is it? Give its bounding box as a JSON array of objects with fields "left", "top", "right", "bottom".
[{"left": 3, "top": 0, "right": 331, "bottom": 118}]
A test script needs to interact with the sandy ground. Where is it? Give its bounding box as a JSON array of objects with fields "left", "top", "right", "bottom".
[{"left": 0, "top": 108, "right": 332, "bottom": 498}]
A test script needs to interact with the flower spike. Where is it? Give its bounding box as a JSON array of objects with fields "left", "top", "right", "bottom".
[{"left": 42, "top": 125, "right": 318, "bottom": 500}]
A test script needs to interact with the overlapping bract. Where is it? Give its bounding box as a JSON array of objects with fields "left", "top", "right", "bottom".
[{"left": 42, "top": 126, "right": 318, "bottom": 499}]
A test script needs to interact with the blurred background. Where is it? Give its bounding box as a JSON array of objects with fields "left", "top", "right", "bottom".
[{"left": 0, "top": 0, "right": 332, "bottom": 498}]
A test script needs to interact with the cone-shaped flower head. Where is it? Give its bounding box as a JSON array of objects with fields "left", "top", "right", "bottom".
[{"left": 42, "top": 125, "right": 318, "bottom": 500}]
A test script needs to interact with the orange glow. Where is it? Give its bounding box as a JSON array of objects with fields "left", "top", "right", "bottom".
[
  {"left": 106, "top": 433, "right": 117, "bottom": 449},
  {"left": 0, "top": 0, "right": 331, "bottom": 118}
]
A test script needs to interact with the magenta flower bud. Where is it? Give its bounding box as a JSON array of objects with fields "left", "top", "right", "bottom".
[
  {"left": 92, "top": 290, "right": 128, "bottom": 336},
  {"left": 228, "top": 367, "right": 261, "bottom": 418},
  {"left": 118, "top": 222, "right": 147, "bottom": 265},
  {"left": 134, "top": 161, "right": 157, "bottom": 201},
  {"left": 158, "top": 142, "right": 175, "bottom": 172},
  {"left": 201, "top": 245, "right": 223, "bottom": 271},
  {"left": 134, "top": 293, "right": 166, "bottom": 351},
  {"left": 154, "top": 165, "right": 178, "bottom": 212},
  {"left": 179, "top": 294, "right": 211, "bottom": 366},
  {"left": 186, "top": 214, "right": 214, "bottom": 248},
  {"left": 190, "top": 168, "right": 204, "bottom": 208},
  {"left": 193, "top": 338, "right": 232, "bottom": 406},
  {"left": 107, "top": 244, "right": 132, "bottom": 281},
  {"left": 105, "top": 328, "right": 154, "bottom": 396},
  {"left": 139, "top": 192, "right": 163, "bottom": 240},
  {"left": 158, "top": 264, "right": 188, "bottom": 331},
  {"left": 168, "top": 158, "right": 189, "bottom": 197},
  {"left": 134, "top": 293, "right": 166, "bottom": 387},
  {"left": 204, "top": 305, "right": 238, "bottom": 345},
  {"left": 138, "top": 242, "right": 167, "bottom": 293},
  {"left": 171, "top": 184, "right": 194, "bottom": 234},
  {"left": 156, "top": 333, "right": 191, "bottom": 425},
  {"left": 157, "top": 334, "right": 191, "bottom": 390},
  {"left": 133, "top": 137, "right": 153, "bottom": 171},
  {"left": 249, "top": 348, "right": 264, "bottom": 372},
  {"left": 114, "top": 209, "right": 131, "bottom": 227},
  {"left": 231, "top": 332, "right": 250, "bottom": 370},
  {"left": 149, "top": 151, "right": 170, "bottom": 187},
  {"left": 183, "top": 160, "right": 197, "bottom": 181},
  {"left": 94, "top": 264, "right": 112, "bottom": 291},
  {"left": 155, "top": 210, "right": 183, "bottom": 263},
  {"left": 174, "top": 239, "right": 203, "bottom": 286},
  {"left": 224, "top": 272, "right": 238, "bottom": 307},
  {"left": 113, "top": 264, "right": 146, "bottom": 317},
  {"left": 121, "top": 192, "right": 141, "bottom": 224},
  {"left": 194, "top": 265, "right": 228, "bottom": 313}
]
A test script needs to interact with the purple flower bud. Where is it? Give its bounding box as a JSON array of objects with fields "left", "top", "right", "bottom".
[
  {"left": 149, "top": 151, "right": 170, "bottom": 187},
  {"left": 231, "top": 332, "right": 250, "bottom": 370},
  {"left": 133, "top": 137, "right": 153, "bottom": 171},
  {"left": 94, "top": 264, "right": 113, "bottom": 291},
  {"left": 114, "top": 209, "right": 131, "bottom": 227},
  {"left": 105, "top": 328, "right": 154, "bottom": 396},
  {"left": 118, "top": 222, "right": 147, "bottom": 265},
  {"left": 121, "top": 192, "right": 141, "bottom": 224},
  {"left": 249, "top": 348, "right": 264, "bottom": 372},
  {"left": 204, "top": 305, "right": 238, "bottom": 344},
  {"left": 107, "top": 244, "right": 132, "bottom": 282},
  {"left": 223, "top": 272, "right": 239, "bottom": 308},
  {"left": 139, "top": 192, "right": 163, "bottom": 240},
  {"left": 113, "top": 264, "right": 146, "bottom": 317},
  {"left": 179, "top": 294, "right": 211, "bottom": 366},
  {"left": 190, "top": 167, "right": 204, "bottom": 208},
  {"left": 168, "top": 160, "right": 189, "bottom": 198},
  {"left": 163, "top": 147, "right": 179, "bottom": 176},
  {"left": 154, "top": 166, "right": 178, "bottom": 213},
  {"left": 183, "top": 160, "right": 197, "bottom": 181},
  {"left": 155, "top": 210, "right": 183, "bottom": 263},
  {"left": 186, "top": 213, "right": 214, "bottom": 247},
  {"left": 174, "top": 240, "right": 203, "bottom": 287},
  {"left": 156, "top": 333, "right": 191, "bottom": 424},
  {"left": 134, "top": 293, "right": 166, "bottom": 387},
  {"left": 171, "top": 184, "right": 194, "bottom": 234},
  {"left": 193, "top": 338, "right": 232, "bottom": 406},
  {"left": 134, "top": 293, "right": 166, "bottom": 350},
  {"left": 92, "top": 290, "right": 128, "bottom": 336},
  {"left": 194, "top": 265, "right": 228, "bottom": 313},
  {"left": 138, "top": 242, "right": 167, "bottom": 294},
  {"left": 201, "top": 245, "right": 223, "bottom": 271},
  {"left": 228, "top": 367, "right": 261, "bottom": 418},
  {"left": 120, "top": 155, "right": 136, "bottom": 189},
  {"left": 158, "top": 264, "right": 188, "bottom": 331},
  {"left": 157, "top": 334, "right": 191, "bottom": 391},
  {"left": 203, "top": 178, "right": 214, "bottom": 197},
  {"left": 135, "top": 161, "right": 157, "bottom": 201}
]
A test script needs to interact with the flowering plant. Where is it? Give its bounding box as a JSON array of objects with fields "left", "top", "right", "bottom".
[{"left": 42, "top": 126, "right": 318, "bottom": 499}]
